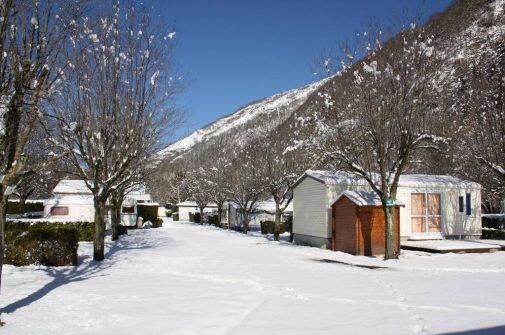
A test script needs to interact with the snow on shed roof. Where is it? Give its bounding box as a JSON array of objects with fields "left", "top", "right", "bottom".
[
  {"left": 53, "top": 180, "right": 92, "bottom": 194},
  {"left": 302, "top": 170, "right": 480, "bottom": 189},
  {"left": 336, "top": 191, "right": 404, "bottom": 207},
  {"left": 176, "top": 201, "right": 218, "bottom": 208}
]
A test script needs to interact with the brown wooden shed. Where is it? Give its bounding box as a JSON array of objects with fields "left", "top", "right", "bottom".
[{"left": 331, "top": 191, "right": 402, "bottom": 256}]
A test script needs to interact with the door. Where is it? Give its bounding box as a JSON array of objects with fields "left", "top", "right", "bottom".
[{"left": 411, "top": 193, "right": 441, "bottom": 233}]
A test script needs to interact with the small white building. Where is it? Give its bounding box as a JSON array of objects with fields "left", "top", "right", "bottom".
[
  {"left": 176, "top": 201, "right": 218, "bottom": 221},
  {"left": 44, "top": 180, "right": 95, "bottom": 221},
  {"left": 293, "top": 170, "right": 482, "bottom": 249},
  {"left": 227, "top": 200, "right": 293, "bottom": 230},
  {"left": 44, "top": 180, "right": 153, "bottom": 226}
]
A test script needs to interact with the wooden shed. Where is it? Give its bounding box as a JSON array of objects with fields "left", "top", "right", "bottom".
[{"left": 331, "top": 191, "right": 402, "bottom": 256}]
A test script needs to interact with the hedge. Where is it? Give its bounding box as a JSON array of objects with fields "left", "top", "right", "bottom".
[
  {"left": 137, "top": 204, "right": 159, "bottom": 226},
  {"left": 208, "top": 215, "right": 219, "bottom": 226},
  {"left": 6, "top": 201, "right": 44, "bottom": 215},
  {"left": 172, "top": 213, "right": 179, "bottom": 221},
  {"left": 260, "top": 220, "right": 290, "bottom": 235},
  {"left": 5, "top": 225, "right": 78, "bottom": 266},
  {"left": 482, "top": 228, "right": 505, "bottom": 240},
  {"left": 7, "top": 220, "right": 94, "bottom": 241}
]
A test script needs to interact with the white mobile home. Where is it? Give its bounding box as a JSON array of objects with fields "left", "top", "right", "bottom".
[
  {"left": 293, "top": 170, "right": 482, "bottom": 249},
  {"left": 44, "top": 180, "right": 153, "bottom": 226},
  {"left": 176, "top": 201, "right": 218, "bottom": 221},
  {"left": 227, "top": 200, "right": 293, "bottom": 230}
]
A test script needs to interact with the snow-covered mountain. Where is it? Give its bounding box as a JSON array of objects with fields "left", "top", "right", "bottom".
[
  {"left": 158, "top": 0, "right": 504, "bottom": 165},
  {"left": 157, "top": 78, "right": 328, "bottom": 162}
]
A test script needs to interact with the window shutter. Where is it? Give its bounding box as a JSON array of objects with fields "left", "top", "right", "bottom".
[
  {"left": 459, "top": 196, "right": 464, "bottom": 213},
  {"left": 465, "top": 193, "right": 472, "bottom": 215}
]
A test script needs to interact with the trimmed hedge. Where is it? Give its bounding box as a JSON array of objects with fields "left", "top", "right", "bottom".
[
  {"left": 137, "top": 205, "right": 159, "bottom": 226},
  {"left": 172, "top": 213, "right": 179, "bottom": 221},
  {"left": 5, "top": 225, "right": 78, "bottom": 266},
  {"left": 208, "top": 215, "right": 219, "bottom": 226},
  {"left": 7, "top": 201, "right": 44, "bottom": 215},
  {"left": 189, "top": 212, "right": 201, "bottom": 223},
  {"left": 153, "top": 217, "right": 163, "bottom": 228},
  {"left": 260, "top": 220, "right": 289, "bottom": 235},
  {"left": 482, "top": 228, "right": 505, "bottom": 240},
  {"left": 7, "top": 220, "right": 94, "bottom": 241}
]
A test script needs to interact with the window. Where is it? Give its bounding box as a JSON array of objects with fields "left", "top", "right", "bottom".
[
  {"left": 50, "top": 206, "right": 69, "bottom": 216},
  {"left": 459, "top": 196, "right": 464, "bottom": 213},
  {"left": 411, "top": 193, "right": 441, "bottom": 233},
  {"left": 122, "top": 206, "right": 135, "bottom": 214},
  {"left": 466, "top": 193, "right": 472, "bottom": 215}
]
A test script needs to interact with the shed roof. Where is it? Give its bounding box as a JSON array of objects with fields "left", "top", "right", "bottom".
[
  {"left": 299, "top": 170, "right": 480, "bottom": 189},
  {"left": 335, "top": 191, "right": 405, "bottom": 207},
  {"left": 176, "top": 201, "right": 218, "bottom": 208},
  {"left": 53, "top": 180, "right": 92, "bottom": 195}
]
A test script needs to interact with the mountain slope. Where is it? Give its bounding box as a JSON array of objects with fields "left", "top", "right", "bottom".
[{"left": 157, "top": 78, "right": 328, "bottom": 162}]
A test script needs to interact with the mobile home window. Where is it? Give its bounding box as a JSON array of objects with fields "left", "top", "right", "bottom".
[
  {"left": 411, "top": 193, "right": 441, "bottom": 233},
  {"left": 50, "top": 206, "right": 69, "bottom": 216},
  {"left": 466, "top": 193, "right": 472, "bottom": 215},
  {"left": 458, "top": 196, "right": 464, "bottom": 213},
  {"left": 122, "top": 206, "right": 135, "bottom": 214}
]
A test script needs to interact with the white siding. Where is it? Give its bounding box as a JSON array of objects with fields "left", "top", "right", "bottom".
[{"left": 293, "top": 177, "right": 329, "bottom": 238}]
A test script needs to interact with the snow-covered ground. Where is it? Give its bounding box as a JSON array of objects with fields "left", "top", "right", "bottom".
[{"left": 1, "top": 221, "right": 505, "bottom": 335}]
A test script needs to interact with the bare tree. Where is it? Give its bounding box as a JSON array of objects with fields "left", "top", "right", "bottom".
[
  {"left": 452, "top": 49, "right": 505, "bottom": 212},
  {"left": 0, "top": 0, "right": 81, "bottom": 293},
  {"left": 257, "top": 130, "right": 299, "bottom": 241},
  {"left": 314, "top": 23, "right": 444, "bottom": 259},
  {"left": 51, "top": 1, "right": 179, "bottom": 261},
  {"left": 226, "top": 140, "right": 265, "bottom": 233}
]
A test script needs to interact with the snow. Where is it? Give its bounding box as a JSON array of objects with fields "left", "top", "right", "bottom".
[
  {"left": 2, "top": 221, "right": 505, "bottom": 334},
  {"left": 337, "top": 190, "right": 405, "bottom": 207},
  {"left": 156, "top": 78, "right": 329, "bottom": 161},
  {"left": 177, "top": 200, "right": 218, "bottom": 208},
  {"left": 53, "top": 180, "right": 92, "bottom": 195},
  {"left": 401, "top": 239, "right": 502, "bottom": 251},
  {"left": 304, "top": 170, "right": 481, "bottom": 189}
]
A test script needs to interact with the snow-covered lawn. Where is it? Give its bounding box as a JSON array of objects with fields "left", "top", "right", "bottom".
[{"left": 1, "top": 221, "right": 505, "bottom": 335}]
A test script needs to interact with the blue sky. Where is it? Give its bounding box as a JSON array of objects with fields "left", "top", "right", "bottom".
[{"left": 148, "top": 0, "right": 452, "bottom": 141}]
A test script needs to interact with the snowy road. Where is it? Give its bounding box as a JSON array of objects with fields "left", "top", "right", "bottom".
[{"left": 1, "top": 221, "right": 505, "bottom": 334}]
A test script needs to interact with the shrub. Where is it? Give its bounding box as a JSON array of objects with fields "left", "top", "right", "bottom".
[
  {"left": 137, "top": 204, "right": 159, "bottom": 225},
  {"left": 260, "top": 220, "right": 290, "bottom": 235},
  {"left": 173, "top": 213, "right": 179, "bottom": 221},
  {"left": 6, "top": 201, "right": 44, "bottom": 215},
  {"left": 482, "top": 228, "right": 505, "bottom": 240},
  {"left": 208, "top": 215, "right": 219, "bottom": 226},
  {"left": 6, "top": 220, "right": 94, "bottom": 241},
  {"left": 194, "top": 212, "right": 201, "bottom": 223},
  {"left": 5, "top": 225, "right": 78, "bottom": 266}
]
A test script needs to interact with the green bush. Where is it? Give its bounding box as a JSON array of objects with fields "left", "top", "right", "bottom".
[
  {"left": 189, "top": 212, "right": 195, "bottom": 222},
  {"left": 173, "top": 213, "right": 179, "bottom": 221},
  {"left": 194, "top": 212, "right": 201, "bottom": 223},
  {"left": 6, "top": 220, "right": 94, "bottom": 241},
  {"left": 6, "top": 201, "right": 44, "bottom": 215},
  {"left": 260, "top": 220, "right": 289, "bottom": 235},
  {"left": 482, "top": 228, "right": 505, "bottom": 240},
  {"left": 5, "top": 225, "right": 78, "bottom": 266},
  {"left": 208, "top": 215, "right": 219, "bottom": 226},
  {"left": 137, "top": 204, "right": 159, "bottom": 225}
]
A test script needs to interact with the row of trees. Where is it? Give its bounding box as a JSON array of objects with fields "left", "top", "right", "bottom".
[
  {"left": 155, "top": 10, "right": 503, "bottom": 261},
  {"left": 0, "top": 0, "right": 180, "bottom": 294}
]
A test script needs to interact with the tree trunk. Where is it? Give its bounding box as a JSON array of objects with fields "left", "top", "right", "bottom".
[
  {"left": 384, "top": 206, "right": 398, "bottom": 260},
  {"left": 19, "top": 196, "right": 27, "bottom": 214},
  {"left": 111, "top": 203, "right": 121, "bottom": 241},
  {"left": 199, "top": 207, "right": 205, "bottom": 224},
  {"left": 217, "top": 204, "right": 223, "bottom": 227},
  {"left": 274, "top": 201, "right": 281, "bottom": 241},
  {"left": 93, "top": 198, "right": 106, "bottom": 261},
  {"left": 242, "top": 211, "right": 249, "bottom": 234},
  {"left": 0, "top": 193, "right": 7, "bottom": 293}
]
